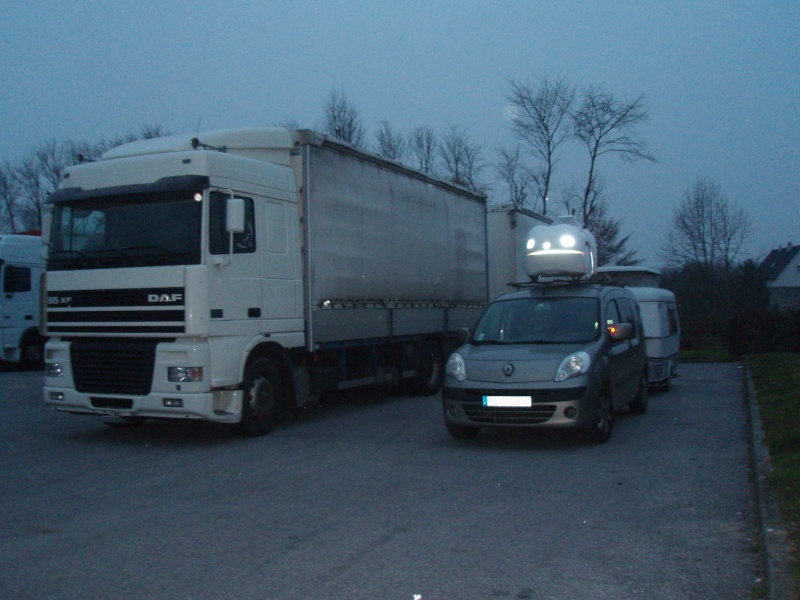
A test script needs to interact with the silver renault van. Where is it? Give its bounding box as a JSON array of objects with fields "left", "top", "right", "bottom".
[{"left": 443, "top": 281, "right": 648, "bottom": 444}]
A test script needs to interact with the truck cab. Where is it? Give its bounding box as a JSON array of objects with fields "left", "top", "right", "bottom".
[{"left": 0, "top": 234, "right": 45, "bottom": 368}]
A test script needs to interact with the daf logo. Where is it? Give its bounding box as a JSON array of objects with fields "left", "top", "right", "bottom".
[
  {"left": 148, "top": 293, "right": 183, "bottom": 303},
  {"left": 503, "top": 363, "right": 515, "bottom": 377}
]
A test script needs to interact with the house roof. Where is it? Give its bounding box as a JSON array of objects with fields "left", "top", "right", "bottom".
[{"left": 761, "top": 245, "right": 800, "bottom": 281}]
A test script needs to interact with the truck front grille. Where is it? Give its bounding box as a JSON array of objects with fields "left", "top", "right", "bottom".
[
  {"left": 47, "top": 287, "right": 185, "bottom": 335},
  {"left": 71, "top": 340, "right": 158, "bottom": 395}
]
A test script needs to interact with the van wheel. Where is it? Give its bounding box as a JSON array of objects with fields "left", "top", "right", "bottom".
[
  {"left": 445, "top": 418, "right": 481, "bottom": 440},
  {"left": 232, "top": 358, "right": 283, "bottom": 437},
  {"left": 410, "top": 340, "right": 443, "bottom": 396},
  {"left": 587, "top": 389, "right": 614, "bottom": 444},
  {"left": 629, "top": 371, "right": 649, "bottom": 415}
]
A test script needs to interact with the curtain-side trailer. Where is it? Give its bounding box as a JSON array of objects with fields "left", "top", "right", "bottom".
[{"left": 43, "top": 128, "right": 487, "bottom": 436}]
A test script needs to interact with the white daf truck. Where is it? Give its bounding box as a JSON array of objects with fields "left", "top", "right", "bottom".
[
  {"left": 0, "top": 233, "right": 45, "bottom": 368},
  {"left": 42, "top": 128, "right": 487, "bottom": 435}
]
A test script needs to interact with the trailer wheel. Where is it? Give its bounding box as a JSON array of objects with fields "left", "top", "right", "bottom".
[
  {"left": 410, "top": 340, "right": 444, "bottom": 396},
  {"left": 232, "top": 357, "right": 283, "bottom": 437}
]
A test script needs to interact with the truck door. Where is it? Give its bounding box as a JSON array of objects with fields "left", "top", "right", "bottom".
[
  {"left": 208, "top": 191, "right": 262, "bottom": 324},
  {"left": 1, "top": 264, "right": 35, "bottom": 357},
  {"left": 260, "top": 199, "right": 301, "bottom": 319}
]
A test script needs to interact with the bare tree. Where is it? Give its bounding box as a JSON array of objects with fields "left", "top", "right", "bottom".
[
  {"left": 585, "top": 197, "right": 639, "bottom": 266},
  {"left": 438, "top": 124, "right": 484, "bottom": 192},
  {"left": 506, "top": 75, "right": 574, "bottom": 213},
  {"left": 276, "top": 117, "right": 302, "bottom": 131},
  {"left": 3, "top": 126, "right": 170, "bottom": 232},
  {"left": 0, "top": 164, "right": 20, "bottom": 232},
  {"left": 408, "top": 125, "right": 437, "bottom": 174},
  {"left": 572, "top": 85, "right": 655, "bottom": 222},
  {"left": 374, "top": 120, "right": 406, "bottom": 161},
  {"left": 320, "top": 87, "right": 366, "bottom": 147},
  {"left": 661, "top": 178, "right": 755, "bottom": 277},
  {"left": 11, "top": 140, "right": 73, "bottom": 231},
  {"left": 494, "top": 144, "right": 531, "bottom": 210}
]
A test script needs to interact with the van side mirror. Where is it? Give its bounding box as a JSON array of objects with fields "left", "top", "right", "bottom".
[
  {"left": 456, "top": 327, "right": 471, "bottom": 345},
  {"left": 607, "top": 322, "right": 634, "bottom": 341},
  {"left": 226, "top": 198, "right": 246, "bottom": 234}
]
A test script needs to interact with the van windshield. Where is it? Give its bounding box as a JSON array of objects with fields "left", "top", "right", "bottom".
[{"left": 473, "top": 297, "right": 600, "bottom": 345}]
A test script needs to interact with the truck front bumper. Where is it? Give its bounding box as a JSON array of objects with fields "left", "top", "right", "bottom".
[{"left": 44, "top": 386, "right": 244, "bottom": 423}]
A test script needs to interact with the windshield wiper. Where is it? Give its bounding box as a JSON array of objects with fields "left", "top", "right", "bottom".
[{"left": 122, "top": 245, "right": 178, "bottom": 256}]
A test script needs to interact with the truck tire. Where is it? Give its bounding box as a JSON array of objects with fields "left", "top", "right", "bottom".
[
  {"left": 410, "top": 340, "right": 444, "bottom": 396},
  {"left": 19, "top": 333, "right": 44, "bottom": 371},
  {"left": 232, "top": 357, "right": 283, "bottom": 437}
]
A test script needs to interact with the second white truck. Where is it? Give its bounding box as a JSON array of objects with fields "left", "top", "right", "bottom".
[{"left": 43, "top": 128, "right": 487, "bottom": 435}]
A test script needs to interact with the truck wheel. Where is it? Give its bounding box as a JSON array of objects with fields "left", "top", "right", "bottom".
[
  {"left": 19, "top": 333, "right": 44, "bottom": 371},
  {"left": 586, "top": 389, "right": 614, "bottom": 444},
  {"left": 411, "top": 340, "right": 444, "bottom": 396},
  {"left": 629, "top": 371, "right": 649, "bottom": 415},
  {"left": 232, "top": 357, "right": 283, "bottom": 437},
  {"left": 445, "top": 418, "right": 481, "bottom": 440}
]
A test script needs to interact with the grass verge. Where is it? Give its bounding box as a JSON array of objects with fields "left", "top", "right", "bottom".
[{"left": 747, "top": 353, "right": 800, "bottom": 584}]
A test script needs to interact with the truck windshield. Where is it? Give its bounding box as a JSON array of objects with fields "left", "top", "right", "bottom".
[
  {"left": 473, "top": 296, "right": 600, "bottom": 345},
  {"left": 48, "top": 193, "right": 202, "bottom": 271}
]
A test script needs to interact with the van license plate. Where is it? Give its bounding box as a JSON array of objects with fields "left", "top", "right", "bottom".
[{"left": 483, "top": 396, "right": 532, "bottom": 407}]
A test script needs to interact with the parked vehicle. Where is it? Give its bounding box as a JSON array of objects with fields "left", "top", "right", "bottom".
[
  {"left": 629, "top": 286, "right": 680, "bottom": 389},
  {"left": 43, "top": 128, "right": 487, "bottom": 435},
  {"left": 0, "top": 233, "right": 45, "bottom": 368},
  {"left": 595, "top": 267, "right": 680, "bottom": 390},
  {"left": 443, "top": 218, "right": 648, "bottom": 444}
]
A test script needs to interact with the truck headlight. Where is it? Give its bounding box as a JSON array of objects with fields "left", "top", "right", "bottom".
[
  {"left": 168, "top": 366, "right": 204, "bottom": 382},
  {"left": 446, "top": 353, "right": 466, "bottom": 382},
  {"left": 555, "top": 351, "right": 590, "bottom": 382}
]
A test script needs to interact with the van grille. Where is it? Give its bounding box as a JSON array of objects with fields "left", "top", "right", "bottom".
[
  {"left": 70, "top": 340, "right": 157, "bottom": 395},
  {"left": 462, "top": 403, "right": 557, "bottom": 425}
]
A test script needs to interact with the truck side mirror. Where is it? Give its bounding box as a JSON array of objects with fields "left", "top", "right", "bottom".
[{"left": 226, "top": 198, "right": 246, "bottom": 234}]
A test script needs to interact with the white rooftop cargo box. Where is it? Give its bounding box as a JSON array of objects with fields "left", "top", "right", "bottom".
[{"left": 524, "top": 215, "right": 597, "bottom": 279}]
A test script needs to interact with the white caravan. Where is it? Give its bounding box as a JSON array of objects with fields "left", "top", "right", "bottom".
[
  {"left": 629, "top": 287, "right": 680, "bottom": 389},
  {"left": 0, "top": 234, "right": 45, "bottom": 368}
]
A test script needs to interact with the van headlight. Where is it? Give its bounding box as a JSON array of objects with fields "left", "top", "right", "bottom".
[
  {"left": 446, "top": 353, "right": 466, "bottom": 382},
  {"left": 555, "top": 351, "right": 590, "bottom": 382}
]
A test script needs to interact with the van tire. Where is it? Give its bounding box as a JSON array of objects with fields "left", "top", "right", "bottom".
[
  {"left": 587, "top": 389, "right": 614, "bottom": 444},
  {"left": 231, "top": 357, "right": 283, "bottom": 437},
  {"left": 629, "top": 371, "right": 649, "bottom": 415},
  {"left": 445, "top": 419, "right": 481, "bottom": 440},
  {"left": 410, "top": 340, "right": 444, "bottom": 396}
]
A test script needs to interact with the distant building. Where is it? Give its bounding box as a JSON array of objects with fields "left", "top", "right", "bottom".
[{"left": 761, "top": 244, "right": 800, "bottom": 311}]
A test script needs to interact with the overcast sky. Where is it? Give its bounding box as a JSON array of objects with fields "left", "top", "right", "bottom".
[{"left": 2, "top": 1, "right": 798, "bottom": 267}]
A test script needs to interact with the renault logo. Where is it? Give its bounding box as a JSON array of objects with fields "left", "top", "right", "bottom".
[{"left": 503, "top": 363, "right": 515, "bottom": 377}]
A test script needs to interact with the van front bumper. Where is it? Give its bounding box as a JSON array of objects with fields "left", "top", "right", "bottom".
[{"left": 442, "top": 384, "right": 598, "bottom": 429}]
